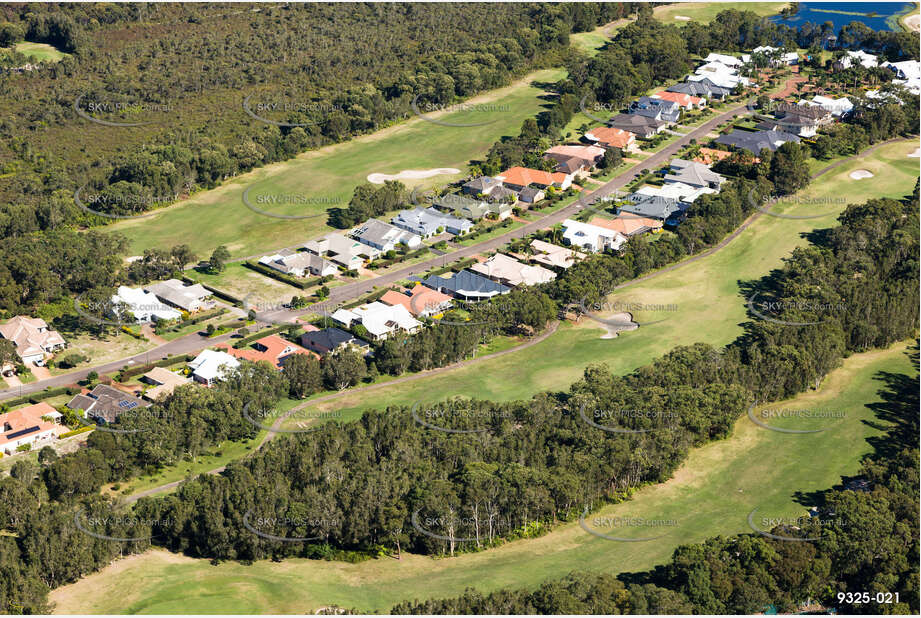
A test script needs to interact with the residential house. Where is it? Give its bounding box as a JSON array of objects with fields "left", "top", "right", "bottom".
[
  {"left": 462, "top": 176, "right": 503, "bottom": 198},
  {"left": 704, "top": 53, "right": 743, "bottom": 68},
  {"left": 693, "top": 147, "right": 734, "bottom": 165},
  {"left": 218, "top": 334, "right": 316, "bottom": 370},
  {"left": 607, "top": 113, "right": 667, "bottom": 139},
  {"left": 391, "top": 207, "right": 473, "bottom": 238},
  {"left": 667, "top": 78, "right": 732, "bottom": 100},
  {"left": 715, "top": 129, "right": 800, "bottom": 155},
  {"left": 747, "top": 46, "right": 798, "bottom": 66},
  {"left": 379, "top": 285, "right": 453, "bottom": 318},
  {"left": 420, "top": 270, "right": 511, "bottom": 301},
  {"left": 621, "top": 194, "right": 684, "bottom": 221},
  {"left": 352, "top": 219, "right": 422, "bottom": 252},
  {"left": 528, "top": 239, "right": 585, "bottom": 269},
  {"left": 140, "top": 367, "right": 192, "bottom": 401},
  {"left": 652, "top": 91, "right": 705, "bottom": 110},
  {"left": 756, "top": 116, "right": 818, "bottom": 138},
  {"left": 517, "top": 187, "right": 545, "bottom": 204},
  {"left": 432, "top": 193, "right": 511, "bottom": 220},
  {"left": 836, "top": 50, "right": 878, "bottom": 69},
  {"left": 67, "top": 384, "right": 151, "bottom": 424},
  {"left": 688, "top": 64, "right": 747, "bottom": 90},
  {"left": 0, "top": 316, "right": 66, "bottom": 366},
  {"left": 799, "top": 95, "right": 853, "bottom": 117},
  {"left": 664, "top": 159, "right": 725, "bottom": 191},
  {"left": 145, "top": 279, "right": 215, "bottom": 313},
  {"left": 588, "top": 215, "right": 663, "bottom": 237},
  {"left": 561, "top": 219, "right": 627, "bottom": 253},
  {"left": 110, "top": 286, "right": 182, "bottom": 323},
  {"left": 0, "top": 403, "right": 62, "bottom": 455},
  {"left": 259, "top": 251, "right": 338, "bottom": 278},
  {"left": 881, "top": 60, "right": 921, "bottom": 94},
  {"left": 299, "top": 327, "right": 371, "bottom": 356},
  {"left": 188, "top": 349, "right": 241, "bottom": 386},
  {"left": 498, "top": 166, "right": 572, "bottom": 191},
  {"left": 635, "top": 181, "right": 715, "bottom": 205},
  {"left": 304, "top": 233, "right": 380, "bottom": 270},
  {"left": 470, "top": 253, "right": 556, "bottom": 287},
  {"left": 330, "top": 302, "right": 422, "bottom": 341},
  {"left": 583, "top": 126, "right": 636, "bottom": 149},
  {"left": 543, "top": 145, "right": 606, "bottom": 178},
  {"left": 630, "top": 96, "right": 681, "bottom": 123}
]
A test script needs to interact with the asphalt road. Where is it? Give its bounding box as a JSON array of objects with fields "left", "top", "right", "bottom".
[{"left": 1, "top": 101, "right": 747, "bottom": 402}]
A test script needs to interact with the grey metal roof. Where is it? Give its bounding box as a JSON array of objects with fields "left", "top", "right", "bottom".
[{"left": 714, "top": 129, "right": 801, "bottom": 155}]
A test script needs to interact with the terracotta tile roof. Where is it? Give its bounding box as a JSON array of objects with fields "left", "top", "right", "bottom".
[
  {"left": 380, "top": 285, "right": 453, "bottom": 317},
  {"left": 589, "top": 216, "right": 663, "bottom": 236},
  {"left": 0, "top": 403, "right": 59, "bottom": 449},
  {"left": 498, "top": 166, "right": 556, "bottom": 188},
  {"left": 218, "top": 335, "right": 317, "bottom": 368},
  {"left": 584, "top": 126, "right": 635, "bottom": 149},
  {"left": 652, "top": 91, "right": 703, "bottom": 107}
]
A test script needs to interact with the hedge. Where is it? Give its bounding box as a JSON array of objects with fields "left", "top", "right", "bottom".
[
  {"left": 181, "top": 276, "right": 243, "bottom": 306},
  {"left": 60, "top": 426, "right": 95, "bottom": 439},
  {"left": 0, "top": 385, "right": 80, "bottom": 408},
  {"left": 158, "top": 307, "right": 227, "bottom": 334},
  {"left": 116, "top": 354, "right": 195, "bottom": 381},
  {"left": 231, "top": 325, "right": 293, "bottom": 349}
]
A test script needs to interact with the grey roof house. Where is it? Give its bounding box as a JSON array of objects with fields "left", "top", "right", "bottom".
[
  {"left": 420, "top": 270, "right": 511, "bottom": 301},
  {"left": 259, "top": 251, "right": 338, "bottom": 277},
  {"left": 630, "top": 96, "right": 681, "bottom": 123},
  {"left": 622, "top": 194, "right": 683, "bottom": 220},
  {"left": 462, "top": 176, "right": 503, "bottom": 197},
  {"left": 145, "top": 279, "right": 214, "bottom": 313},
  {"left": 664, "top": 159, "right": 725, "bottom": 190},
  {"left": 67, "top": 384, "right": 151, "bottom": 425},
  {"left": 432, "top": 193, "right": 512, "bottom": 220},
  {"left": 299, "top": 327, "right": 370, "bottom": 356},
  {"left": 391, "top": 207, "right": 473, "bottom": 237},
  {"left": 607, "top": 113, "right": 667, "bottom": 138},
  {"left": 714, "top": 129, "right": 801, "bottom": 155},
  {"left": 667, "top": 78, "right": 732, "bottom": 99},
  {"left": 352, "top": 219, "right": 423, "bottom": 252}
]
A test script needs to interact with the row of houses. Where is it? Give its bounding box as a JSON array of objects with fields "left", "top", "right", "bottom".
[{"left": 110, "top": 279, "right": 216, "bottom": 324}]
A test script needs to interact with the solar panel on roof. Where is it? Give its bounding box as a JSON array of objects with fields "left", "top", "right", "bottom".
[
  {"left": 118, "top": 400, "right": 139, "bottom": 410},
  {"left": 6, "top": 426, "right": 40, "bottom": 440}
]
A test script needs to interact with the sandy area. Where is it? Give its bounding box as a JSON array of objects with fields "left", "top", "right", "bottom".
[
  {"left": 849, "top": 169, "right": 874, "bottom": 180},
  {"left": 674, "top": 15, "right": 691, "bottom": 21},
  {"left": 367, "top": 168, "right": 461, "bottom": 184},
  {"left": 598, "top": 312, "right": 638, "bottom": 339},
  {"left": 905, "top": 13, "right": 920, "bottom": 33},
  {"left": 908, "top": 147, "right": 920, "bottom": 158}
]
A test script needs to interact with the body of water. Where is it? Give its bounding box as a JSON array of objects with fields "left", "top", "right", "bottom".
[{"left": 769, "top": 2, "right": 914, "bottom": 31}]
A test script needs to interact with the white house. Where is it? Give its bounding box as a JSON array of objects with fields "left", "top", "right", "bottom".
[
  {"left": 188, "top": 349, "right": 240, "bottom": 386},
  {"left": 840, "top": 50, "right": 878, "bottom": 69},
  {"left": 561, "top": 219, "right": 627, "bottom": 253},
  {"left": 0, "top": 316, "right": 67, "bottom": 366},
  {"left": 258, "top": 252, "right": 338, "bottom": 278},
  {"left": 704, "top": 53, "right": 743, "bottom": 68},
  {"left": 800, "top": 95, "right": 853, "bottom": 117},
  {"left": 331, "top": 302, "right": 421, "bottom": 340},
  {"left": 111, "top": 286, "right": 182, "bottom": 323},
  {"left": 352, "top": 219, "right": 423, "bottom": 252}
]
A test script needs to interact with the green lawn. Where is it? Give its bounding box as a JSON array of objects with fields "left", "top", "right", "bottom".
[
  {"left": 653, "top": 2, "right": 789, "bottom": 24},
  {"left": 49, "top": 340, "right": 915, "bottom": 614},
  {"left": 4, "top": 41, "right": 68, "bottom": 62},
  {"left": 107, "top": 69, "right": 565, "bottom": 260}
]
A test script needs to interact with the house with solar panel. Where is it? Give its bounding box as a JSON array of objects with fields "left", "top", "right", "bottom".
[{"left": 66, "top": 385, "right": 151, "bottom": 425}]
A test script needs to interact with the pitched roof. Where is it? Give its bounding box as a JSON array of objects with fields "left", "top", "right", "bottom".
[
  {"left": 583, "top": 126, "right": 635, "bottom": 148},
  {"left": 498, "top": 166, "right": 556, "bottom": 188},
  {"left": 420, "top": 270, "right": 511, "bottom": 299},
  {"left": 561, "top": 219, "right": 628, "bottom": 252},
  {"left": 652, "top": 91, "right": 702, "bottom": 107},
  {"left": 348, "top": 302, "right": 422, "bottom": 338},
  {"left": 693, "top": 147, "right": 733, "bottom": 165},
  {"left": 391, "top": 207, "right": 473, "bottom": 236},
  {"left": 588, "top": 215, "right": 662, "bottom": 236},
  {"left": 0, "top": 403, "right": 59, "bottom": 449},
  {"left": 621, "top": 195, "right": 683, "bottom": 220},
  {"left": 353, "top": 218, "right": 421, "bottom": 249},
  {"left": 145, "top": 279, "right": 212, "bottom": 310},
  {"left": 299, "top": 327, "right": 369, "bottom": 353},
  {"left": 608, "top": 113, "right": 666, "bottom": 132},
  {"left": 469, "top": 253, "right": 556, "bottom": 287},
  {"left": 714, "top": 129, "right": 801, "bottom": 155},
  {"left": 528, "top": 239, "right": 585, "bottom": 269},
  {"left": 379, "top": 285, "right": 453, "bottom": 317},
  {"left": 544, "top": 144, "right": 606, "bottom": 162},
  {"left": 188, "top": 349, "right": 241, "bottom": 383},
  {"left": 0, "top": 316, "right": 66, "bottom": 359},
  {"left": 463, "top": 176, "right": 503, "bottom": 194},
  {"left": 664, "top": 159, "right": 724, "bottom": 188},
  {"left": 142, "top": 367, "right": 191, "bottom": 400},
  {"left": 218, "top": 335, "right": 316, "bottom": 369},
  {"left": 66, "top": 384, "right": 151, "bottom": 424}
]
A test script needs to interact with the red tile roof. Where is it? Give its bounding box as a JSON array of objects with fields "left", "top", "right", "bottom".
[
  {"left": 584, "top": 126, "right": 636, "bottom": 149},
  {"left": 218, "top": 335, "right": 317, "bottom": 368},
  {"left": 652, "top": 91, "right": 703, "bottom": 107},
  {"left": 380, "top": 285, "right": 452, "bottom": 317},
  {"left": 0, "top": 403, "right": 59, "bottom": 449},
  {"left": 498, "top": 166, "right": 556, "bottom": 188}
]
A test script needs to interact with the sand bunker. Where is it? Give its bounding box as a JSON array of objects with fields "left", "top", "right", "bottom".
[
  {"left": 674, "top": 15, "right": 691, "bottom": 21},
  {"left": 849, "top": 169, "right": 874, "bottom": 180},
  {"left": 367, "top": 168, "right": 460, "bottom": 184},
  {"left": 598, "top": 312, "right": 639, "bottom": 339},
  {"left": 905, "top": 13, "right": 920, "bottom": 33},
  {"left": 908, "top": 147, "right": 920, "bottom": 158}
]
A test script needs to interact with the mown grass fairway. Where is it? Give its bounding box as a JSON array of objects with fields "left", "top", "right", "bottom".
[
  {"left": 289, "top": 138, "right": 919, "bottom": 421},
  {"left": 4, "top": 41, "right": 68, "bottom": 62},
  {"left": 108, "top": 69, "right": 564, "bottom": 259},
  {"left": 49, "top": 340, "right": 915, "bottom": 614},
  {"left": 654, "top": 2, "right": 789, "bottom": 24}
]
